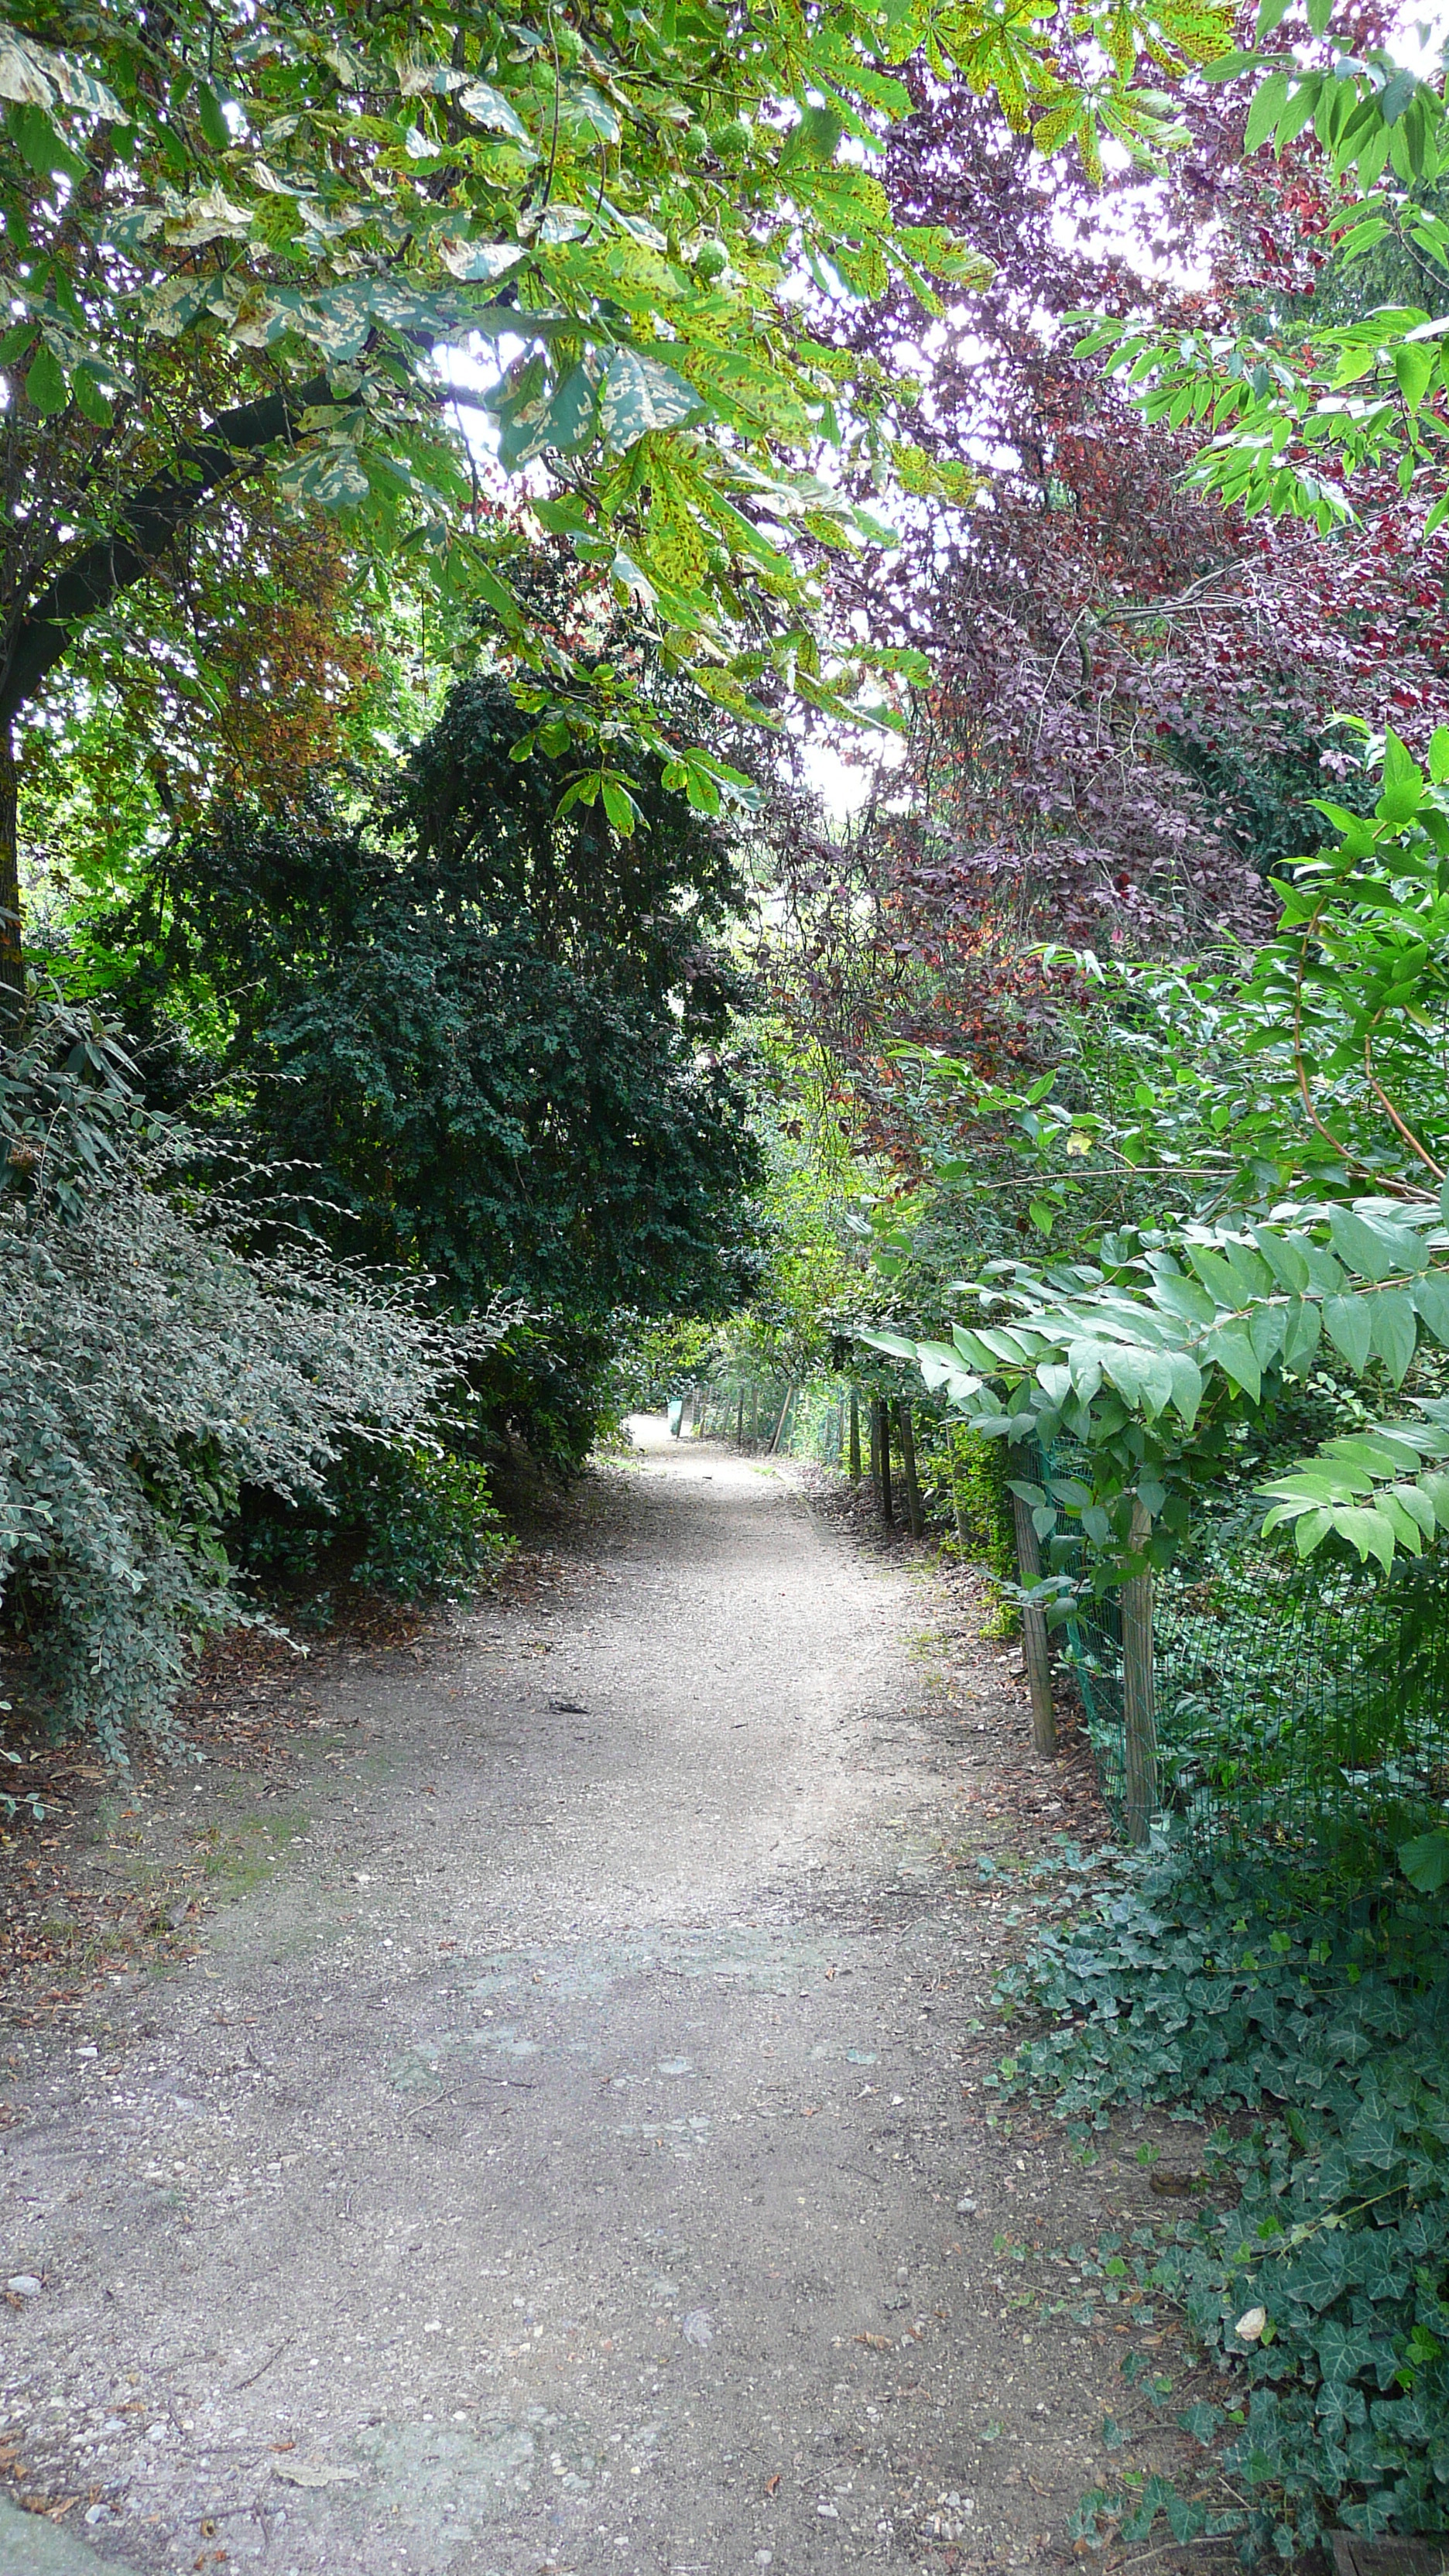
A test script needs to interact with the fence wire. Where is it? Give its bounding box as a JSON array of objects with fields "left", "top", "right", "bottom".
[
  {"left": 683, "top": 1392, "right": 1449, "bottom": 1890},
  {"left": 1062, "top": 1532, "right": 1449, "bottom": 1893},
  {"left": 690, "top": 1377, "right": 850, "bottom": 1465}
]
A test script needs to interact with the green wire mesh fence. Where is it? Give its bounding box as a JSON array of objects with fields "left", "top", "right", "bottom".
[
  {"left": 1060, "top": 1523, "right": 1449, "bottom": 1893},
  {"left": 675, "top": 1392, "right": 1449, "bottom": 1889},
  {"left": 690, "top": 1377, "right": 851, "bottom": 1464}
]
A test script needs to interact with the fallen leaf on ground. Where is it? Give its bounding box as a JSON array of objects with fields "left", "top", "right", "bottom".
[{"left": 855, "top": 2333, "right": 895, "bottom": 2351}]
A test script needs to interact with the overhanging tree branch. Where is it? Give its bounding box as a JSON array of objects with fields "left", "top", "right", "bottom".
[{"left": 0, "top": 374, "right": 335, "bottom": 735}]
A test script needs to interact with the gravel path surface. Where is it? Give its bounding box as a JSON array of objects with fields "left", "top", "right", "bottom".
[{"left": 0, "top": 1420, "right": 1164, "bottom": 2576}]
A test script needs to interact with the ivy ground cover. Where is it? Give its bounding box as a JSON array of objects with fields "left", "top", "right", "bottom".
[{"left": 992, "top": 1850, "right": 1449, "bottom": 2561}]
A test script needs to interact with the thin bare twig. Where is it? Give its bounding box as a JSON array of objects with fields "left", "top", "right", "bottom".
[{"left": 228, "top": 2334, "right": 294, "bottom": 2394}]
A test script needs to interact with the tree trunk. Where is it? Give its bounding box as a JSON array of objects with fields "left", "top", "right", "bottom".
[
  {"left": 1009, "top": 1446, "right": 1057, "bottom": 1756},
  {"left": 0, "top": 375, "right": 343, "bottom": 738},
  {"left": 848, "top": 1387, "right": 861, "bottom": 1479},
  {"left": 896, "top": 1400, "right": 924, "bottom": 1539},
  {"left": 1122, "top": 1498, "right": 1158, "bottom": 1844},
  {"left": 736, "top": 1392, "right": 744, "bottom": 1447},
  {"left": 952, "top": 1427, "right": 970, "bottom": 1547},
  {"left": 874, "top": 1397, "right": 893, "bottom": 1524},
  {"left": 0, "top": 721, "right": 20, "bottom": 1017}
]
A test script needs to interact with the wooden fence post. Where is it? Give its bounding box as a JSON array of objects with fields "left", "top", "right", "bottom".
[
  {"left": 896, "top": 1401, "right": 925, "bottom": 1539},
  {"left": 768, "top": 1385, "right": 793, "bottom": 1456},
  {"left": 1009, "top": 1444, "right": 1056, "bottom": 1756},
  {"left": 848, "top": 1388, "right": 862, "bottom": 1479},
  {"left": 1122, "top": 1496, "right": 1157, "bottom": 1844},
  {"left": 872, "top": 1396, "right": 893, "bottom": 1523},
  {"left": 736, "top": 1391, "right": 744, "bottom": 1446}
]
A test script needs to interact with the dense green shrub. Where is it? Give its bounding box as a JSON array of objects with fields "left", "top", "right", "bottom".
[
  {"left": 0, "top": 1057, "right": 494, "bottom": 1754},
  {"left": 348, "top": 1447, "right": 512, "bottom": 1601},
  {"left": 995, "top": 1851, "right": 1449, "bottom": 2558},
  {"left": 81, "top": 677, "right": 766, "bottom": 1478}
]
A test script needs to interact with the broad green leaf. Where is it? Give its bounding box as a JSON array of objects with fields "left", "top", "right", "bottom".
[
  {"left": 599, "top": 348, "right": 705, "bottom": 449},
  {"left": 1283, "top": 1299, "right": 1322, "bottom": 1372},
  {"left": 1248, "top": 1302, "right": 1286, "bottom": 1367},
  {"left": 1324, "top": 1295, "right": 1373, "bottom": 1374},
  {"left": 1252, "top": 1226, "right": 1309, "bottom": 1293},
  {"left": 1276, "top": 76, "right": 1321, "bottom": 148},
  {"left": 1204, "top": 1325, "right": 1261, "bottom": 1400},
  {"left": 559, "top": 80, "right": 622, "bottom": 142},
  {"left": 1244, "top": 70, "right": 1289, "bottom": 152},
  {"left": 1412, "top": 1272, "right": 1449, "bottom": 1341},
  {"left": 70, "top": 364, "right": 111, "bottom": 426},
  {"left": 456, "top": 80, "right": 533, "bottom": 142},
  {"left": 866, "top": 1331, "right": 923, "bottom": 1361},
  {"left": 1399, "top": 1828, "right": 1449, "bottom": 1893},
  {"left": 1327, "top": 1207, "right": 1403, "bottom": 1282},
  {"left": 24, "top": 341, "right": 67, "bottom": 414},
  {"left": 1165, "top": 1351, "right": 1204, "bottom": 1427},
  {"left": 194, "top": 80, "right": 231, "bottom": 152},
  {"left": 1368, "top": 1288, "right": 1417, "bottom": 1385},
  {"left": 1067, "top": 1341, "right": 1104, "bottom": 1402},
  {"left": 1376, "top": 1490, "right": 1426, "bottom": 1552},
  {"left": 1377, "top": 728, "right": 1425, "bottom": 825},
  {"left": 438, "top": 238, "right": 527, "bottom": 284},
  {"left": 540, "top": 363, "right": 599, "bottom": 454},
  {"left": 1392, "top": 1481, "right": 1437, "bottom": 1536},
  {"left": 600, "top": 776, "right": 637, "bottom": 834},
  {"left": 1392, "top": 341, "right": 1437, "bottom": 409},
  {"left": 1330, "top": 1504, "right": 1398, "bottom": 1568}
]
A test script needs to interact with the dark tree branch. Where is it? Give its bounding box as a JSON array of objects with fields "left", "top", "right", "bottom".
[{"left": 0, "top": 372, "right": 336, "bottom": 733}]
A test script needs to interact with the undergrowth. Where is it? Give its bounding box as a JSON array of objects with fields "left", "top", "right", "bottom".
[
  {"left": 993, "top": 1848, "right": 1449, "bottom": 2561},
  {"left": 934, "top": 1423, "right": 1019, "bottom": 1634}
]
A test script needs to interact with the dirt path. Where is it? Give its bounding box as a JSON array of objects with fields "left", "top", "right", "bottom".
[{"left": 0, "top": 1422, "right": 1184, "bottom": 2576}]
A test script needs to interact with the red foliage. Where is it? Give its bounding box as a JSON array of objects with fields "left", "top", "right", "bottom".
[{"left": 769, "top": 74, "right": 1449, "bottom": 1166}]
